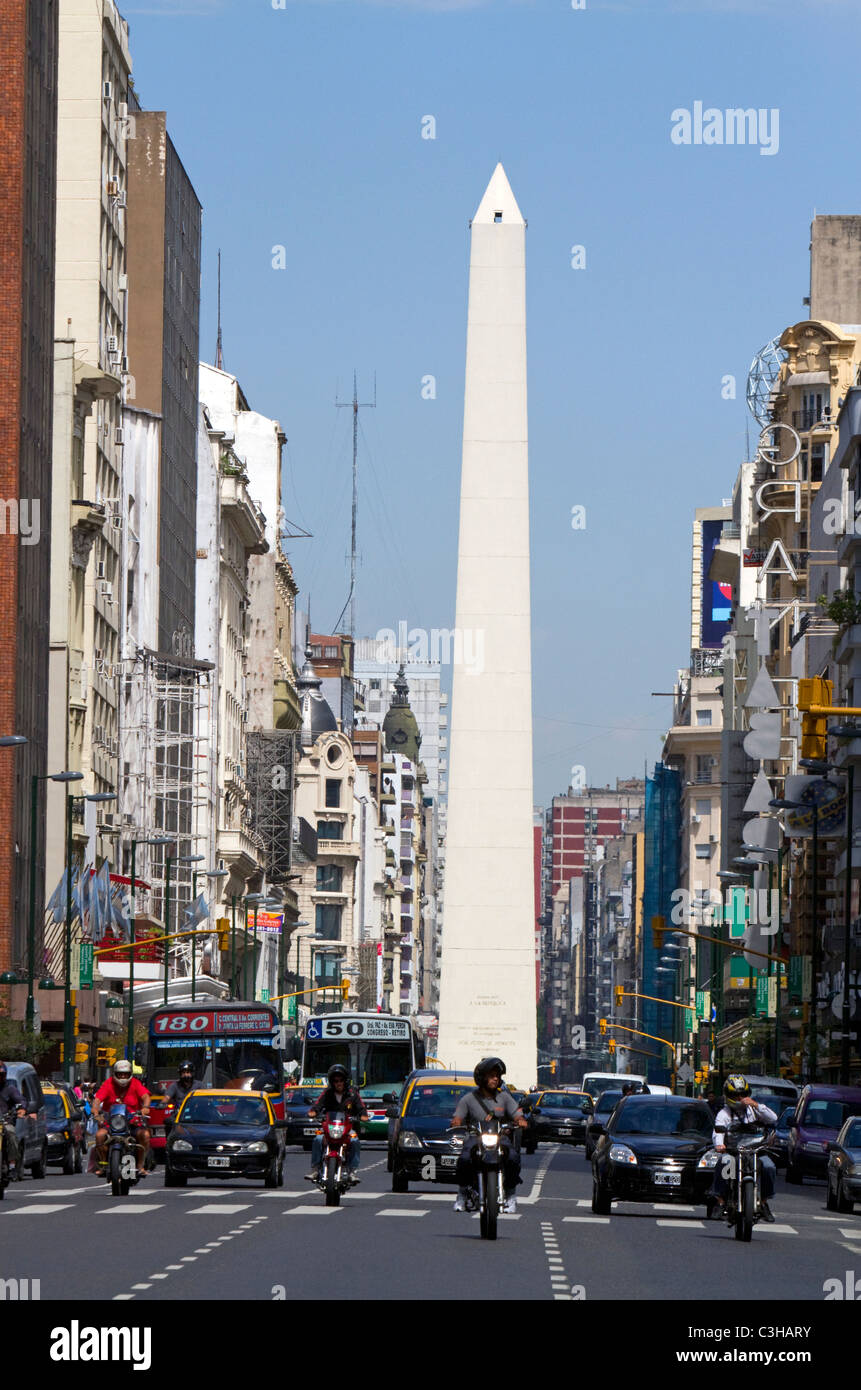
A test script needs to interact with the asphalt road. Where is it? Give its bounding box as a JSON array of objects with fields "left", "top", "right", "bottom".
[{"left": 2, "top": 1143, "right": 859, "bottom": 1303}]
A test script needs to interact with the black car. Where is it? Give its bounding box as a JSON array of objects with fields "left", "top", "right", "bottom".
[
  {"left": 585, "top": 1091, "right": 623, "bottom": 1159},
  {"left": 591, "top": 1095, "right": 716, "bottom": 1213},
  {"left": 164, "top": 1089, "right": 288, "bottom": 1187},
  {"left": 826, "top": 1115, "right": 861, "bottom": 1214},
  {"left": 522, "top": 1090, "right": 593, "bottom": 1153},
  {"left": 388, "top": 1072, "right": 476, "bottom": 1192},
  {"left": 766, "top": 1106, "right": 795, "bottom": 1169},
  {"left": 283, "top": 1088, "right": 320, "bottom": 1150}
]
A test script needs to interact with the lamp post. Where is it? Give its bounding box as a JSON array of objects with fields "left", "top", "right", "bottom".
[
  {"left": 25, "top": 761, "right": 80, "bottom": 1031},
  {"left": 832, "top": 725, "right": 860, "bottom": 1084},
  {"left": 128, "top": 835, "right": 172, "bottom": 1058},
  {"left": 64, "top": 791, "right": 116, "bottom": 1082}
]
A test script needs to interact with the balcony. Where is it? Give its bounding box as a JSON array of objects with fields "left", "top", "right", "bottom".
[
  {"left": 220, "top": 472, "right": 268, "bottom": 551},
  {"left": 316, "top": 837, "right": 359, "bottom": 859},
  {"left": 792, "top": 408, "right": 833, "bottom": 433},
  {"left": 217, "top": 826, "right": 260, "bottom": 878}
]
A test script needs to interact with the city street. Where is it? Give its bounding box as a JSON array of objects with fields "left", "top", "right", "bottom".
[{"left": 3, "top": 1144, "right": 859, "bottom": 1304}]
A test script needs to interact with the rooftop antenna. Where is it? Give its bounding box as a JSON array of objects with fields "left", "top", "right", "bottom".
[
  {"left": 216, "top": 249, "right": 224, "bottom": 370},
  {"left": 333, "top": 371, "right": 376, "bottom": 637}
]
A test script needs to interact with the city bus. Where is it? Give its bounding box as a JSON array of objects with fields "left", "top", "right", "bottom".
[
  {"left": 145, "top": 1002, "right": 285, "bottom": 1161},
  {"left": 300, "top": 1012, "right": 426, "bottom": 1138}
]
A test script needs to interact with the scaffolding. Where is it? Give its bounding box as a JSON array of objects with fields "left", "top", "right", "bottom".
[{"left": 246, "top": 730, "right": 298, "bottom": 887}]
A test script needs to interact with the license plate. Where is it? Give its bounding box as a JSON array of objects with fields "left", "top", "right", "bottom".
[
  {"left": 440, "top": 1155, "right": 457, "bottom": 1167},
  {"left": 303, "top": 1127, "right": 317, "bottom": 1136},
  {"left": 559, "top": 1129, "right": 573, "bottom": 1136},
  {"left": 207, "top": 1156, "right": 230, "bottom": 1168},
  {"left": 653, "top": 1171, "right": 681, "bottom": 1186},
  {"left": 151, "top": 1127, "right": 165, "bottom": 1137}
]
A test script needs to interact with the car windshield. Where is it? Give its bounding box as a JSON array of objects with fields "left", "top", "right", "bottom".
[
  {"left": 406, "top": 1085, "right": 471, "bottom": 1117},
  {"left": 43, "top": 1094, "right": 65, "bottom": 1119},
  {"left": 596, "top": 1092, "right": 622, "bottom": 1115},
  {"left": 777, "top": 1107, "right": 794, "bottom": 1129},
  {"left": 286, "top": 1091, "right": 316, "bottom": 1107},
  {"left": 613, "top": 1104, "right": 712, "bottom": 1138},
  {"left": 804, "top": 1099, "right": 861, "bottom": 1128},
  {"left": 540, "top": 1093, "right": 587, "bottom": 1111},
  {"left": 179, "top": 1097, "right": 270, "bottom": 1126},
  {"left": 750, "top": 1095, "right": 784, "bottom": 1116},
  {"left": 843, "top": 1120, "right": 861, "bottom": 1147}
]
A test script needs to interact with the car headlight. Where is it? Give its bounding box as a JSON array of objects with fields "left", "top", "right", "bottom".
[
  {"left": 608, "top": 1143, "right": 637, "bottom": 1165},
  {"left": 697, "top": 1150, "right": 720, "bottom": 1170},
  {"left": 480, "top": 1134, "right": 500, "bottom": 1148},
  {"left": 244, "top": 1141, "right": 269, "bottom": 1154},
  {"left": 399, "top": 1131, "right": 422, "bottom": 1148},
  {"left": 803, "top": 1141, "right": 826, "bottom": 1152},
  {"left": 172, "top": 1139, "right": 193, "bottom": 1152}
]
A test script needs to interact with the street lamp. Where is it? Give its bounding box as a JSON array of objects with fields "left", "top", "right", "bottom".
[
  {"left": 25, "top": 768, "right": 82, "bottom": 1034},
  {"left": 63, "top": 791, "right": 115, "bottom": 1082},
  {"left": 771, "top": 794, "right": 825, "bottom": 1082},
  {"left": 832, "top": 724, "right": 861, "bottom": 1084},
  {"left": 128, "top": 835, "right": 172, "bottom": 1059}
]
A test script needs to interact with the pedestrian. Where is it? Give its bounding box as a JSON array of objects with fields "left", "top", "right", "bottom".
[{"left": 705, "top": 1090, "right": 720, "bottom": 1116}]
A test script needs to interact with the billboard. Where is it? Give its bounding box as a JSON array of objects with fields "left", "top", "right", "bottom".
[{"left": 701, "top": 518, "right": 733, "bottom": 648}]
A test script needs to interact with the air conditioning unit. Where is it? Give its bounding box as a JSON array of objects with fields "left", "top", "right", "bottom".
[
  {"left": 121, "top": 356, "right": 129, "bottom": 373},
  {"left": 118, "top": 273, "right": 128, "bottom": 293},
  {"left": 114, "top": 427, "right": 124, "bottom": 446},
  {"left": 103, "top": 81, "right": 112, "bottom": 103},
  {"left": 98, "top": 581, "right": 113, "bottom": 602},
  {"left": 97, "top": 560, "right": 106, "bottom": 579},
  {"left": 709, "top": 834, "right": 719, "bottom": 843},
  {"left": 691, "top": 814, "right": 701, "bottom": 824},
  {"left": 710, "top": 757, "right": 719, "bottom": 767},
  {"left": 106, "top": 335, "right": 119, "bottom": 356},
  {"left": 123, "top": 813, "right": 134, "bottom": 827},
  {"left": 106, "top": 179, "right": 120, "bottom": 198},
  {"left": 118, "top": 102, "right": 128, "bottom": 120},
  {"left": 114, "top": 191, "right": 126, "bottom": 209}
]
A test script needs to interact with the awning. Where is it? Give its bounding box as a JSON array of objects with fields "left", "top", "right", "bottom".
[{"left": 786, "top": 371, "right": 830, "bottom": 386}]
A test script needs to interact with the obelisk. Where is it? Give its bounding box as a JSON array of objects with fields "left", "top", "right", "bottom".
[{"left": 437, "top": 165, "right": 537, "bottom": 1087}]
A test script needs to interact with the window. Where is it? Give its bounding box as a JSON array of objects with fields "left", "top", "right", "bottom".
[
  {"left": 325, "top": 645, "right": 338, "bottom": 658},
  {"left": 314, "top": 952, "right": 341, "bottom": 984},
  {"left": 695, "top": 799, "right": 711, "bottom": 817},
  {"left": 695, "top": 756, "right": 712, "bottom": 784},
  {"left": 370, "top": 679, "right": 381, "bottom": 691},
  {"left": 317, "top": 821, "right": 343, "bottom": 841},
  {"left": 316, "top": 864, "right": 343, "bottom": 893},
  {"left": 493, "top": 210, "right": 503, "bottom": 223},
  {"left": 325, "top": 779, "right": 341, "bottom": 807},
  {"left": 695, "top": 709, "right": 712, "bottom": 726},
  {"left": 695, "top": 843, "right": 712, "bottom": 859},
  {"left": 315, "top": 904, "right": 342, "bottom": 940}
]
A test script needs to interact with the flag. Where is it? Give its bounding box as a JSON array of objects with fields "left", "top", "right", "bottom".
[
  {"left": 90, "top": 861, "right": 112, "bottom": 943},
  {"left": 110, "top": 885, "right": 131, "bottom": 942},
  {"left": 183, "top": 893, "right": 210, "bottom": 928},
  {"left": 71, "top": 866, "right": 88, "bottom": 924},
  {"left": 46, "top": 869, "right": 68, "bottom": 924}
]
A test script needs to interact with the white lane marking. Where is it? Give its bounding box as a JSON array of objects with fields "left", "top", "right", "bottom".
[
  {"left": 129, "top": 1284, "right": 151, "bottom": 1291},
  {"left": 187, "top": 1204, "right": 251, "bottom": 1215},
  {"left": 521, "top": 1145, "right": 558, "bottom": 1205},
  {"left": 19, "top": 1188, "right": 91, "bottom": 1196},
  {"left": 760, "top": 1225, "right": 797, "bottom": 1235},
  {"left": 652, "top": 1204, "right": 695, "bottom": 1213},
  {"left": 339, "top": 1191, "right": 383, "bottom": 1199},
  {"left": 96, "top": 1205, "right": 163, "bottom": 1215},
  {"left": 813, "top": 1216, "right": 842, "bottom": 1222},
  {"left": 260, "top": 1191, "right": 308, "bottom": 1198},
  {"left": 113, "top": 1294, "right": 135, "bottom": 1300},
  {"left": 164, "top": 1265, "right": 185, "bottom": 1270},
  {"left": 8, "top": 1204, "right": 75, "bottom": 1215},
  {"left": 282, "top": 1206, "right": 342, "bottom": 1215},
  {"left": 840, "top": 1243, "right": 861, "bottom": 1255},
  {"left": 180, "top": 1257, "right": 197, "bottom": 1263},
  {"left": 839, "top": 1228, "right": 861, "bottom": 1239},
  {"left": 562, "top": 1215, "right": 609, "bottom": 1225},
  {"left": 194, "top": 1248, "right": 212, "bottom": 1254},
  {"left": 541, "top": 1220, "right": 572, "bottom": 1301},
  {"left": 376, "top": 1208, "right": 427, "bottom": 1217},
  {"left": 147, "top": 1273, "right": 169, "bottom": 1280},
  {"left": 656, "top": 1219, "right": 704, "bottom": 1229}
]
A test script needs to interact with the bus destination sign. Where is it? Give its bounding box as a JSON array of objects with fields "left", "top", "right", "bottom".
[
  {"left": 152, "top": 1009, "right": 275, "bottom": 1035},
  {"left": 313, "top": 1017, "right": 410, "bottom": 1041}
]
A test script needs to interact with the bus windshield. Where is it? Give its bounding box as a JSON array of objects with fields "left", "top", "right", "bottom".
[{"left": 304, "top": 1041, "right": 413, "bottom": 1091}]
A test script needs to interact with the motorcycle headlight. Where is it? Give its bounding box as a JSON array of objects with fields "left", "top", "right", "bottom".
[
  {"left": 697, "top": 1150, "right": 720, "bottom": 1170},
  {"left": 244, "top": 1141, "right": 268, "bottom": 1154},
  {"left": 608, "top": 1143, "right": 637, "bottom": 1165},
  {"left": 328, "top": 1123, "right": 345, "bottom": 1139},
  {"left": 109, "top": 1115, "right": 127, "bottom": 1133},
  {"left": 171, "top": 1139, "right": 193, "bottom": 1152},
  {"left": 480, "top": 1133, "right": 500, "bottom": 1148},
  {"left": 399, "top": 1131, "right": 422, "bottom": 1148}
]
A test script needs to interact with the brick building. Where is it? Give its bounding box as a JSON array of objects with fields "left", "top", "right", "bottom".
[{"left": 0, "top": 0, "right": 59, "bottom": 979}]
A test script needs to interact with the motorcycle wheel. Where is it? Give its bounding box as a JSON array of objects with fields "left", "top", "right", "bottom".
[
  {"left": 325, "top": 1154, "right": 341, "bottom": 1207},
  {"left": 480, "top": 1170, "right": 498, "bottom": 1240},
  {"left": 734, "top": 1182, "right": 754, "bottom": 1241},
  {"left": 109, "top": 1147, "right": 122, "bottom": 1197},
  {"left": 391, "top": 1163, "right": 409, "bottom": 1193},
  {"left": 74, "top": 1142, "right": 83, "bottom": 1174},
  {"left": 31, "top": 1143, "right": 47, "bottom": 1180}
]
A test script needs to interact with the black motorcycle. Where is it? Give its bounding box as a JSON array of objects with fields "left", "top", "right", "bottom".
[
  {"left": 450, "top": 1116, "right": 515, "bottom": 1241},
  {"left": 721, "top": 1128, "right": 772, "bottom": 1242},
  {"left": 104, "top": 1104, "right": 142, "bottom": 1197}
]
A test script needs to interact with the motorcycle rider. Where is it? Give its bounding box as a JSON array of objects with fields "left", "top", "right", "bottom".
[
  {"left": 92, "top": 1059, "right": 152, "bottom": 1179},
  {"left": 451, "top": 1057, "right": 527, "bottom": 1215},
  {"left": 0, "top": 1061, "right": 37, "bottom": 1180},
  {"left": 304, "top": 1064, "right": 369, "bottom": 1186},
  {"left": 710, "top": 1074, "right": 777, "bottom": 1223},
  {"left": 165, "top": 1060, "right": 199, "bottom": 1108}
]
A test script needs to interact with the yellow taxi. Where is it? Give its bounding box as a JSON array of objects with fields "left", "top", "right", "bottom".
[{"left": 387, "top": 1070, "right": 481, "bottom": 1192}]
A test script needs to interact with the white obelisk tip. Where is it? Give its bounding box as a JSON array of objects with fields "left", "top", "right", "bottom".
[{"left": 472, "top": 163, "right": 525, "bottom": 226}]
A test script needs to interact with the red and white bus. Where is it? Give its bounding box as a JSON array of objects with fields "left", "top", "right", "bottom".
[{"left": 145, "top": 1002, "right": 285, "bottom": 1160}]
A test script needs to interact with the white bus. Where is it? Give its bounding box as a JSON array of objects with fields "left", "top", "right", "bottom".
[
  {"left": 299, "top": 1012, "right": 426, "bottom": 1137},
  {"left": 581, "top": 1070, "right": 648, "bottom": 1104}
]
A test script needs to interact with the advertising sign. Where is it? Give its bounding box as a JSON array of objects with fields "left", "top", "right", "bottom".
[
  {"left": 79, "top": 942, "right": 94, "bottom": 990},
  {"left": 700, "top": 518, "right": 733, "bottom": 649},
  {"left": 151, "top": 1008, "right": 275, "bottom": 1036},
  {"left": 253, "top": 910, "right": 284, "bottom": 935}
]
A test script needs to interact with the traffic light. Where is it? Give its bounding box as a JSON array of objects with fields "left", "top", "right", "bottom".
[
  {"left": 340, "top": 978, "right": 350, "bottom": 1001},
  {"left": 550, "top": 1060, "right": 557, "bottom": 1075},
  {"left": 608, "top": 1038, "right": 616, "bottom": 1055},
  {"left": 798, "top": 676, "right": 833, "bottom": 760},
  {"left": 96, "top": 1047, "right": 109, "bottom": 1066},
  {"left": 614, "top": 985, "right": 624, "bottom": 1008},
  {"left": 651, "top": 916, "right": 665, "bottom": 952},
  {"left": 216, "top": 917, "right": 230, "bottom": 952},
  {"left": 599, "top": 1018, "right": 607, "bottom": 1035}
]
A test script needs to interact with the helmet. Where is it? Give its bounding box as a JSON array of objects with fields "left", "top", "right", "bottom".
[
  {"left": 474, "top": 1057, "right": 506, "bottom": 1088},
  {"left": 179, "top": 1060, "right": 193, "bottom": 1075},
  {"left": 724, "top": 1074, "right": 751, "bottom": 1104},
  {"left": 113, "top": 1060, "right": 133, "bottom": 1083},
  {"left": 327, "top": 1064, "right": 349, "bottom": 1086}
]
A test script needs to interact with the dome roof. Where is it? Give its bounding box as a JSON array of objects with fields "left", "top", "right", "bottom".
[
  {"left": 296, "top": 648, "right": 338, "bottom": 742},
  {"left": 382, "top": 665, "right": 421, "bottom": 763}
]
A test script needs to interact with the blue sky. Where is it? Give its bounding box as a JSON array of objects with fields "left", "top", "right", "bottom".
[{"left": 123, "top": 0, "right": 861, "bottom": 804}]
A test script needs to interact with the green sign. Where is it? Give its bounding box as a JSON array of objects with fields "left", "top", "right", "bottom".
[
  {"left": 755, "top": 971, "right": 770, "bottom": 1017},
  {"left": 695, "top": 990, "right": 705, "bottom": 1020},
  {"left": 725, "top": 886, "right": 748, "bottom": 940},
  {"left": 287, "top": 996, "right": 297, "bottom": 1024},
  {"left": 684, "top": 1008, "right": 694, "bottom": 1034},
  {"left": 79, "top": 942, "right": 94, "bottom": 990},
  {"left": 788, "top": 955, "right": 806, "bottom": 1003},
  {"left": 260, "top": 987, "right": 270, "bottom": 1003}
]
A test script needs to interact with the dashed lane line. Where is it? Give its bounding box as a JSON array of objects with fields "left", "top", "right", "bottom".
[
  {"left": 96, "top": 1205, "right": 163, "bottom": 1215},
  {"left": 376, "top": 1209, "right": 427, "bottom": 1217},
  {"left": 113, "top": 1213, "right": 270, "bottom": 1299},
  {"left": 8, "top": 1204, "right": 74, "bottom": 1215},
  {"left": 521, "top": 1146, "right": 558, "bottom": 1206},
  {"left": 540, "top": 1221, "right": 572, "bottom": 1302}
]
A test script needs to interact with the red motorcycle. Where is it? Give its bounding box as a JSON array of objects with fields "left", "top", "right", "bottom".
[{"left": 315, "top": 1111, "right": 355, "bottom": 1207}]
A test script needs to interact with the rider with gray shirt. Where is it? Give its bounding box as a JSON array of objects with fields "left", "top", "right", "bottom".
[{"left": 451, "top": 1057, "right": 526, "bottom": 1215}]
